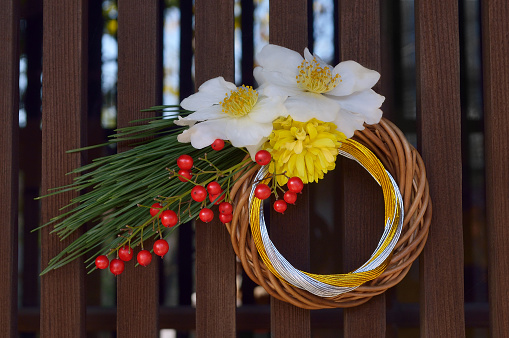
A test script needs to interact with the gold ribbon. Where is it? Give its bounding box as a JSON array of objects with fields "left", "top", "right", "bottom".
[{"left": 249, "top": 138, "right": 402, "bottom": 289}]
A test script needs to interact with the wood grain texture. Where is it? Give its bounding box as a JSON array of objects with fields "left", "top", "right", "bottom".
[
  {"left": 116, "top": 1, "right": 162, "bottom": 337},
  {"left": 415, "top": 0, "right": 465, "bottom": 336},
  {"left": 270, "top": 188, "right": 311, "bottom": 337},
  {"left": 194, "top": 1, "right": 237, "bottom": 337},
  {"left": 338, "top": 1, "right": 386, "bottom": 337},
  {"left": 40, "top": 1, "right": 87, "bottom": 336},
  {"left": 268, "top": 0, "right": 311, "bottom": 336},
  {"left": 18, "top": 302, "right": 491, "bottom": 332},
  {"left": 0, "top": 0, "right": 19, "bottom": 335},
  {"left": 481, "top": 1, "right": 509, "bottom": 336}
]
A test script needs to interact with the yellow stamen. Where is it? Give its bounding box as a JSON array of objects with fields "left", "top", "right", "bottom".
[
  {"left": 220, "top": 85, "right": 258, "bottom": 117},
  {"left": 296, "top": 57, "right": 342, "bottom": 93}
]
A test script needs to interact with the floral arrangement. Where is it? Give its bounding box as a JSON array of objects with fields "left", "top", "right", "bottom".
[{"left": 40, "top": 44, "right": 429, "bottom": 308}]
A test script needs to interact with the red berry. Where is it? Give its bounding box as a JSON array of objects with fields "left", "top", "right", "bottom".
[
  {"left": 199, "top": 208, "right": 214, "bottom": 223},
  {"left": 254, "top": 184, "right": 272, "bottom": 200},
  {"left": 218, "top": 202, "right": 233, "bottom": 214},
  {"left": 177, "top": 154, "right": 193, "bottom": 170},
  {"left": 137, "top": 250, "right": 152, "bottom": 267},
  {"left": 273, "top": 200, "right": 287, "bottom": 213},
  {"left": 149, "top": 203, "right": 162, "bottom": 217},
  {"left": 160, "top": 210, "right": 178, "bottom": 227},
  {"left": 287, "top": 177, "right": 304, "bottom": 193},
  {"left": 207, "top": 181, "right": 222, "bottom": 195},
  {"left": 211, "top": 139, "right": 225, "bottom": 151},
  {"left": 283, "top": 191, "right": 297, "bottom": 204},
  {"left": 191, "top": 186, "right": 207, "bottom": 202},
  {"left": 109, "top": 258, "right": 125, "bottom": 275},
  {"left": 153, "top": 239, "right": 169, "bottom": 257},
  {"left": 95, "top": 255, "right": 109, "bottom": 269},
  {"left": 178, "top": 169, "right": 192, "bottom": 182},
  {"left": 219, "top": 213, "right": 233, "bottom": 224},
  {"left": 118, "top": 245, "right": 134, "bottom": 262},
  {"left": 255, "top": 150, "right": 271, "bottom": 165},
  {"left": 209, "top": 191, "right": 225, "bottom": 205}
]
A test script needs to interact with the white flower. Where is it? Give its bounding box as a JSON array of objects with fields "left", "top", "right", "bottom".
[
  {"left": 254, "top": 44, "right": 385, "bottom": 138},
  {"left": 175, "top": 77, "right": 287, "bottom": 156}
]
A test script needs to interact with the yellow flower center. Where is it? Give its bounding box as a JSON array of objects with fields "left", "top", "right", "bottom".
[
  {"left": 263, "top": 116, "right": 346, "bottom": 185},
  {"left": 220, "top": 85, "right": 258, "bottom": 117},
  {"left": 296, "top": 57, "right": 342, "bottom": 94}
]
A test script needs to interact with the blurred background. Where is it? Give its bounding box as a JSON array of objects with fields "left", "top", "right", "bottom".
[{"left": 17, "top": 0, "right": 486, "bottom": 336}]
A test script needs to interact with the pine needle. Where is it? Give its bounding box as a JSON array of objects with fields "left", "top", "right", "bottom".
[{"left": 39, "top": 106, "right": 251, "bottom": 274}]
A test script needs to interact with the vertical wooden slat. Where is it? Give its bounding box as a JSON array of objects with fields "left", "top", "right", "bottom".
[
  {"left": 268, "top": 1, "right": 310, "bottom": 337},
  {"left": 194, "top": 1, "right": 236, "bottom": 337},
  {"left": 481, "top": 1, "right": 509, "bottom": 336},
  {"left": 40, "top": 1, "right": 87, "bottom": 337},
  {"left": 116, "top": 1, "right": 162, "bottom": 337},
  {"left": 415, "top": 0, "right": 465, "bottom": 336},
  {"left": 338, "top": 1, "right": 386, "bottom": 337},
  {"left": 0, "top": 0, "right": 19, "bottom": 335}
]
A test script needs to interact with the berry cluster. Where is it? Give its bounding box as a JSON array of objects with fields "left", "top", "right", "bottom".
[
  {"left": 94, "top": 139, "right": 233, "bottom": 275},
  {"left": 253, "top": 149, "right": 304, "bottom": 213},
  {"left": 94, "top": 240, "right": 163, "bottom": 275},
  {"left": 94, "top": 141, "right": 305, "bottom": 275},
  {"left": 254, "top": 176, "right": 303, "bottom": 214}
]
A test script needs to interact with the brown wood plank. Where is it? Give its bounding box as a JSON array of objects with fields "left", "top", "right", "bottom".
[
  {"left": 116, "top": 1, "right": 163, "bottom": 337},
  {"left": 0, "top": 0, "right": 19, "bottom": 335},
  {"left": 268, "top": 1, "right": 310, "bottom": 337},
  {"left": 194, "top": 1, "right": 236, "bottom": 337},
  {"left": 40, "top": 0, "right": 88, "bottom": 336},
  {"left": 415, "top": 0, "right": 465, "bottom": 336},
  {"left": 481, "top": 1, "right": 509, "bottom": 336},
  {"left": 18, "top": 302, "right": 491, "bottom": 332},
  {"left": 338, "top": 1, "right": 386, "bottom": 337}
]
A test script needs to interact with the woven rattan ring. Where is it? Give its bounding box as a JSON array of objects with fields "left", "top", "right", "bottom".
[{"left": 226, "top": 118, "right": 432, "bottom": 309}]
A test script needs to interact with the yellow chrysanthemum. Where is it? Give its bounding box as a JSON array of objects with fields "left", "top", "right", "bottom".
[{"left": 263, "top": 116, "right": 346, "bottom": 186}]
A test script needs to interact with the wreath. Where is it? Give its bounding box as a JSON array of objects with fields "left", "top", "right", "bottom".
[{"left": 40, "top": 44, "right": 431, "bottom": 309}]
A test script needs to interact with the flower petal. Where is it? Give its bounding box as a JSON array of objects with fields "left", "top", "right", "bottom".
[
  {"left": 254, "top": 67, "right": 302, "bottom": 95},
  {"left": 245, "top": 137, "right": 267, "bottom": 160},
  {"left": 311, "top": 50, "right": 329, "bottom": 67},
  {"left": 326, "top": 89, "right": 384, "bottom": 124},
  {"left": 255, "top": 44, "right": 303, "bottom": 77},
  {"left": 180, "top": 105, "right": 223, "bottom": 122},
  {"left": 303, "top": 47, "right": 314, "bottom": 62},
  {"left": 248, "top": 95, "right": 287, "bottom": 123},
  {"left": 173, "top": 116, "right": 197, "bottom": 126},
  {"left": 284, "top": 93, "right": 340, "bottom": 123},
  {"left": 327, "top": 61, "right": 380, "bottom": 96},
  {"left": 332, "top": 109, "right": 367, "bottom": 138},
  {"left": 177, "top": 119, "right": 229, "bottom": 149},
  {"left": 180, "top": 77, "right": 236, "bottom": 111},
  {"left": 295, "top": 154, "right": 306, "bottom": 181},
  {"left": 224, "top": 118, "right": 273, "bottom": 147}
]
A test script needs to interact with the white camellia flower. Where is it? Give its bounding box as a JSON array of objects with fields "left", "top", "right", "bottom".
[
  {"left": 254, "top": 44, "right": 385, "bottom": 138},
  {"left": 175, "top": 76, "right": 287, "bottom": 157}
]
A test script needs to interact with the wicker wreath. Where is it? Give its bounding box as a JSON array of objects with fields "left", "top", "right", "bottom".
[{"left": 226, "top": 118, "right": 432, "bottom": 309}]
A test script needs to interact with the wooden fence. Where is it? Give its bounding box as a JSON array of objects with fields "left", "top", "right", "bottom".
[{"left": 1, "top": 0, "right": 508, "bottom": 336}]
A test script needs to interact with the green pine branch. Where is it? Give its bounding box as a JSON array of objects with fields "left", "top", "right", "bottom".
[{"left": 38, "top": 106, "right": 252, "bottom": 274}]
